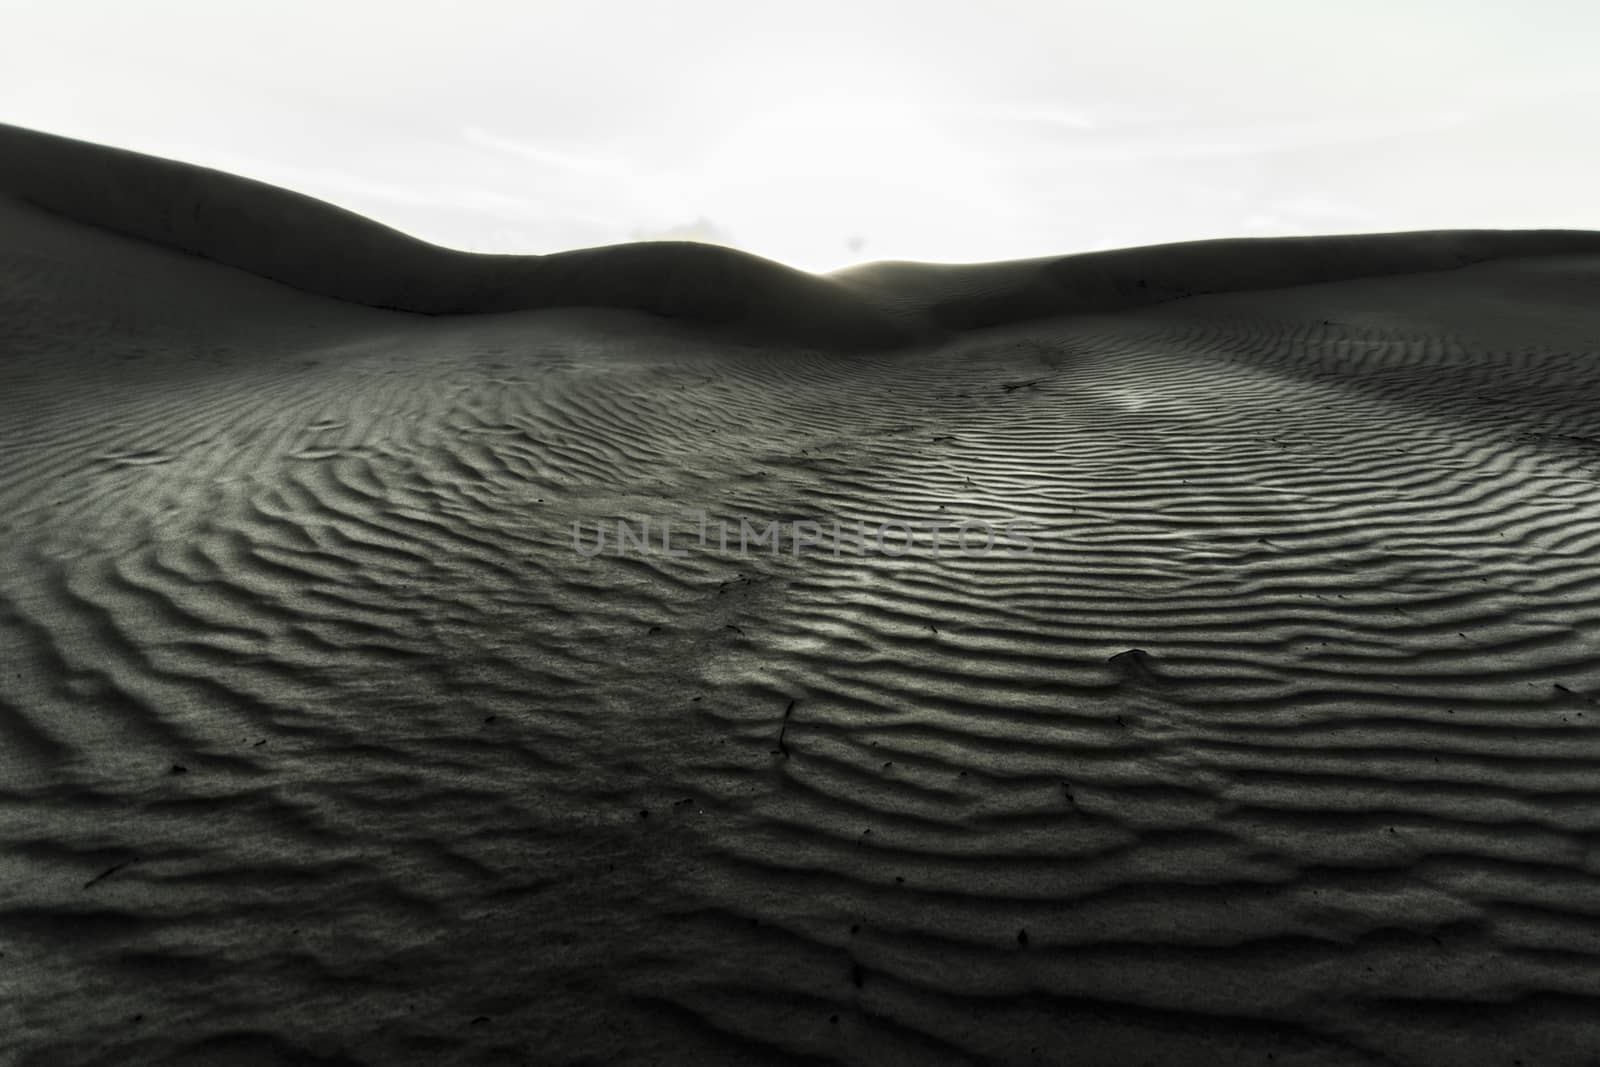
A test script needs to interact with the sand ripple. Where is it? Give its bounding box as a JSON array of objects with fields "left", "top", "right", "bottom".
[{"left": 6, "top": 163, "right": 1600, "bottom": 1064}]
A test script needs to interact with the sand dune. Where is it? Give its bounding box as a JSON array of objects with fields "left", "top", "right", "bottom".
[
  {"left": 5, "top": 128, "right": 1600, "bottom": 1066},
  {"left": 7, "top": 120, "right": 1600, "bottom": 345}
]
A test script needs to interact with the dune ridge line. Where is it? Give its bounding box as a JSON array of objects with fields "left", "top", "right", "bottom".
[{"left": 4, "top": 120, "right": 1600, "bottom": 348}]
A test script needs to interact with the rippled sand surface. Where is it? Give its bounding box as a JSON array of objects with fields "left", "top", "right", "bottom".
[{"left": 7, "top": 153, "right": 1600, "bottom": 1065}]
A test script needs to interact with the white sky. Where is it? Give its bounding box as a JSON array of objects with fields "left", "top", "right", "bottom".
[{"left": 2, "top": 0, "right": 1597, "bottom": 273}]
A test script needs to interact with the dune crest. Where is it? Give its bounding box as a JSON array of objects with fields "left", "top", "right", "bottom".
[{"left": 4, "top": 121, "right": 1600, "bottom": 347}]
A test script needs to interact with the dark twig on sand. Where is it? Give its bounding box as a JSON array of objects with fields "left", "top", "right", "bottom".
[
  {"left": 84, "top": 858, "right": 137, "bottom": 890},
  {"left": 775, "top": 699, "right": 797, "bottom": 757}
]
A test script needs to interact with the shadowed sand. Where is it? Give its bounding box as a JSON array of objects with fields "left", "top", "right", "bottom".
[{"left": 5, "top": 124, "right": 1600, "bottom": 1066}]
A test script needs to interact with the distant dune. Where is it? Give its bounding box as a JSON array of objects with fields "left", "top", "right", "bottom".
[
  {"left": 6, "top": 122, "right": 1600, "bottom": 1067},
  {"left": 4, "top": 121, "right": 1600, "bottom": 345}
]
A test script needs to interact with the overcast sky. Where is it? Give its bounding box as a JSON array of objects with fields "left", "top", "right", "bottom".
[{"left": 3, "top": 0, "right": 1597, "bottom": 272}]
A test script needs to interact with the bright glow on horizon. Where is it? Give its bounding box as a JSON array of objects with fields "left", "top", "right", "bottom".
[{"left": 2, "top": 0, "right": 1597, "bottom": 273}]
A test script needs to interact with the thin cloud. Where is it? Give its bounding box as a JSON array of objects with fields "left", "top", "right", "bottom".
[
  {"left": 1010, "top": 109, "right": 1477, "bottom": 167},
  {"left": 461, "top": 126, "right": 633, "bottom": 180}
]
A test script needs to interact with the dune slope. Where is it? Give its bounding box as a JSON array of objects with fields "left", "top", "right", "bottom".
[
  {"left": 6, "top": 120, "right": 1600, "bottom": 346},
  {"left": 5, "top": 132, "right": 1600, "bottom": 1066}
]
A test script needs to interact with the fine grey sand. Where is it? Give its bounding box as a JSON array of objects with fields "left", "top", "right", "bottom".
[{"left": 5, "top": 123, "right": 1600, "bottom": 1066}]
